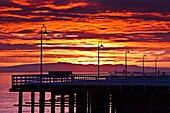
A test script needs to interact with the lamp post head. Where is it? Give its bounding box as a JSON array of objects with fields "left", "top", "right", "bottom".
[
  {"left": 100, "top": 44, "right": 104, "bottom": 48},
  {"left": 143, "top": 54, "right": 146, "bottom": 57},
  {"left": 41, "top": 24, "right": 48, "bottom": 36},
  {"left": 155, "top": 56, "right": 158, "bottom": 60},
  {"left": 43, "top": 31, "right": 48, "bottom": 36},
  {"left": 125, "top": 50, "right": 130, "bottom": 53},
  {"left": 98, "top": 41, "right": 104, "bottom": 48}
]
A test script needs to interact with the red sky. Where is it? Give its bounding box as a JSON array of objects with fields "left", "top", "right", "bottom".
[{"left": 0, "top": 0, "right": 170, "bottom": 68}]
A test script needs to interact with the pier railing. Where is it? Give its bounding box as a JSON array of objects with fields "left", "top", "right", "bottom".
[{"left": 11, "top": 74, "right": 170, "bottom": 89}]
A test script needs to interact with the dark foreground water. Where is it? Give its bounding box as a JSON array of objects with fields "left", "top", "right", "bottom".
[
  {"left": 0, "top": 72, "right": 70, "bottom": 113},
  {"left": 0, "top": 72, "right": 19, "bottom": 113}
]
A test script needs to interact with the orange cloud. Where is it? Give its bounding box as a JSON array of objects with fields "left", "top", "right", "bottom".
[
  {"left": 37, "top": 2, "right": 93, "bottom": 10},
  {"left": 0, "top": 6, "right": 22, "bottom": 12},
  {"left": 10, "top": 0, "right": 31, "bottom": 6},
  {"left": 0, "top": 4, "right": 170, "bottom": 68}
]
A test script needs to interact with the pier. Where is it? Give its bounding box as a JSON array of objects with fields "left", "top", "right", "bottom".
[{"left": 9, "top": 71, "right": 170, "bottom": 113}]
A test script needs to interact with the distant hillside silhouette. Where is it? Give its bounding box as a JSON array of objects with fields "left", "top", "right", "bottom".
[{"left": 0, "top": 62, "right": 170, "bottom": 73}]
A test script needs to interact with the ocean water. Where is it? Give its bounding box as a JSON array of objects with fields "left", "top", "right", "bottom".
[
  {"left": 0, "top": 72, "right": 67, "bottom": 113},
  {"left": 0, "top": 72, "right": 18, "bottom": 113}
]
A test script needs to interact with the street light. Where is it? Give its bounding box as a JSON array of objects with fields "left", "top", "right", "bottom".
[
  {"left": 40, "top": 24, "right": 48, "bottom": 83},
  {"left": 143, "top": 54, "right": 146, "bottom": 76},
  {"left": 98, "top": 41, "right": 104, "bottom": 76},
  {"left": 155, "top": 57, "right": 158, "bottom": 76},
  {"left": 125, "top": 50, "right": 129, "bottom": 76}
]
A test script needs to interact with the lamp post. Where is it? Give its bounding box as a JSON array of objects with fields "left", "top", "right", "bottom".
[
  {"left": 40, "top": 24, "right": 48, "bottom": 83},
  {"left": 155, "top": 57, "right": 158, "bottom": 76},
  {"left": 143, "top": 54, "right": 146, "bottom": 76},
  {"left": 125, "top": 50, "right": 129, "bottom": 76},
  {"left": 98, "top": 41, "right": 104, "bottom": 76}
]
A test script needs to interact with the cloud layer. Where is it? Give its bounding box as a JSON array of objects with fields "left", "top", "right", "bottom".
[{"left": 0, "top": 0, "right": 170, "bottom": 68}]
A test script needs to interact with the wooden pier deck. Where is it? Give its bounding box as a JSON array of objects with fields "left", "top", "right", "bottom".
[{"left": 9, "top": 71, "right": 170, "bottom": 113}]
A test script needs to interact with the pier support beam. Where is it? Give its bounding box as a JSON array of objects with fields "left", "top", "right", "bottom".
[
  {"left": 126, "top": 94, "right": 133, "bottom": 113},
  {"left": 18, "top": 91, "right": 23, "bottom": 113},
  {"left": 88, "top": 92, "right": 91, "bottom": 113},
  {"left": 39, "top": 91, "right": 45, "bottom": 113},
  {"left": 130, "top": 93, "right": 150, "bottom": 113},
  {"left": 31, "top": 91, "right": 35, "bottom": 113},
  {"left": 153, "top": 93, "right": 170, "bottom": 113},
  {"left": 149, "top": 94, "right": 153, "bottom": 113},
  {"left": 91, "top": 93, "right": 109, "bottom": 113},
  {"left": 76, "top": 92, "right": 87, "bottom": 113},
  {"left": 51, "top": 92, "right": 55, "bottom": 113},
  {"left": 69, "top": 93, "right": 74, "bottom": 113},
  {"left": 111, "top": 93, "right": 116, "bottom": 113},
  {"left": 115, "top": 94, "right": 126, "bottom": 113},
  {"left": 61, "top": 94, "right": 65, "bottom": 113}
]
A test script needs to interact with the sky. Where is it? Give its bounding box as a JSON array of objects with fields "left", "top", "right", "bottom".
[{"left": 0, "top": 0, "right": 170, "bottom": 68}]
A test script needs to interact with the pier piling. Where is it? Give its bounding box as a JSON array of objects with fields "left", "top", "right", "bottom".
[
  {"left": 51, "top": 92, "right": 55, "bottom": 113},
  {"left": 69, "top": 93, "right": 74, "bottom": 113},
  {"left": 61, "top": 94, "right": 65, "bottom": 113},
  {"left": 76, "top": 92, "right": 87, "bottom": 113},
  {"left": 91, "top": 92, "right": 109, "bottom": 113},
  {"left": 39, "top": 91, "right": 45, "bottom": 113},
  {"left": 18, "top": 91, "right": 23, "bottom": 113},
  {"left": 31, "top": 91, "right": 35, "bottom": 113}
]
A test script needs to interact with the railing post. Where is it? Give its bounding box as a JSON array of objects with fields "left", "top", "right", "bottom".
[
  {"left": 71, "top": 76, "right": 74, "bottom": 82},
  {"left": 25, "top": 76, "right": 26, "bottom": 85},
  {"left": 20, "top": 76, "right": 22, "bottom": 85},
  {"left": 42, "top": 75, "right": 43, "bottom": 83},
  {"left": 50, "top": 76, "right": 51, "bottom": 83},
  {"left": 14, "top": 76, "right": 15, "bottom": 85},
  {"left": 37, "top": 76, "right": 39, "bottom": 83},
  {"left": 16, "top": 76, "right": 17, "bottom": 85}
]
